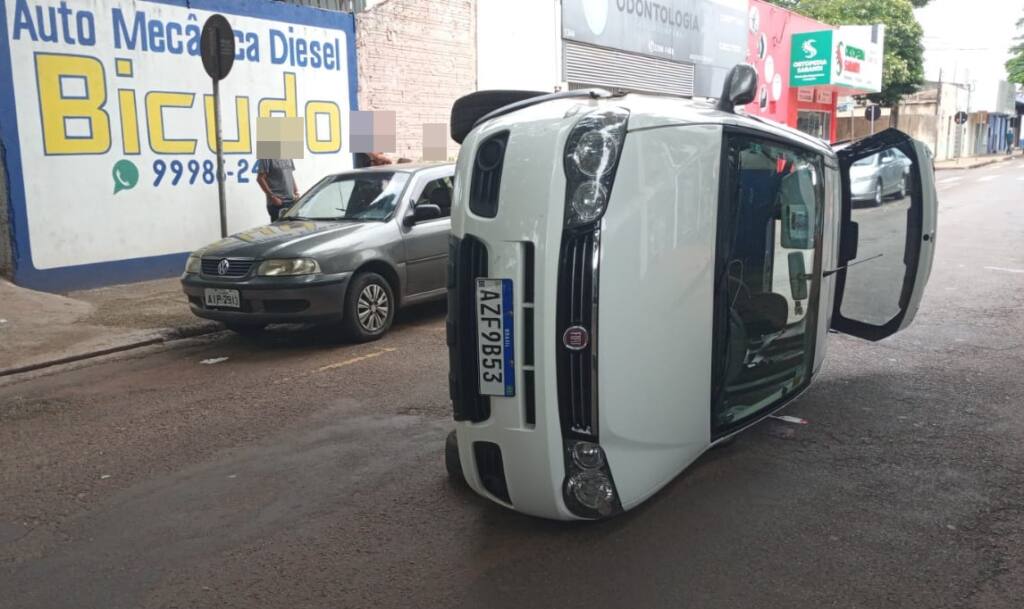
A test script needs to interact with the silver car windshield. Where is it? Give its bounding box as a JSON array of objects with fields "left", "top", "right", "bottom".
[{"left": 284, "top": 172, "right": 410, "bottom": 221}]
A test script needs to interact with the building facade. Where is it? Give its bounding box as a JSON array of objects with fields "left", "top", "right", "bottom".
[
  {"left": 355, "top": 0, "right": 476, "bottom": 161},
  {"left": 0, "top": 0, "right": 358, "bottom": 292}
]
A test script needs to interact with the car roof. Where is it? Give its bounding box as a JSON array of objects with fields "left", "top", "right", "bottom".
[
  {"left": 615, "top": 92, "right": 836, "bottom": 157},
  {"left": 344, "top": 162, "right": 453, "bottom": 174},
  {"left": 472, "top": 89, "right": 837, "bottom": 159},
  {"left": 318, "top": 162, "right": 454, "bottom": 182}
]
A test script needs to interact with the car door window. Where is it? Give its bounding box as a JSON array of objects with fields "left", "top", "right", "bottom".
[
  {"left": 712, "top": 136, "right": 825, "bottom": 434},
  {"left": 414, "top": 176, "right": 453, "bottom": 218},
  {"left": 839, "top": 144, "right": 917, "bottom": 325}
]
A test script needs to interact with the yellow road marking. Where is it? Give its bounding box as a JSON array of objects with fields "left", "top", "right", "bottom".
[
  {"left": 271, "top": 347, "right": 397, "bottom": 384},
  {"left": 315, "top": 347, "right": 397, "bottom": 373}
]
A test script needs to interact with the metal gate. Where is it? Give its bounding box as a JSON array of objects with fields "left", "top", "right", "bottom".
[{"left": 563, "top": 41, "right": 695, "bottom": 97}]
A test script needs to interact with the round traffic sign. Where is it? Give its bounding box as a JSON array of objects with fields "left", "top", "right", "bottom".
[
  {"left": 864, "top": 105, "right": 882, "bottom": 121},
  {"left": 954, "top": 111, "right": 968, "bottom": 125},
  {"left": 200, "top": 14, "right": 235, "bottom": 81}
]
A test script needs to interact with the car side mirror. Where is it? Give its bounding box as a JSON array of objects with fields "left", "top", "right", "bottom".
[
  {"left": 715, "top": 63, "right": 758, "bottom": 114},
  {"left": 404, "top": 203, "right": 442, "bottom": 226},
  {"left": 788, "top": 252, "right": 809, "bottom": 301}
]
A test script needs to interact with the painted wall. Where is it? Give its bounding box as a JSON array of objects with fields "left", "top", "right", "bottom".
[
  {"left": 356, "top": 0, "right": 476, "bottom": 161},
  {"left": 477, "top": 0, "right": 560, "bottom": 92},
  {"left": 744, "top": 0, "right": 837, "bottom": 142},
  {"left": 0, "top": 0, "right": 357, "bottom": 292}
]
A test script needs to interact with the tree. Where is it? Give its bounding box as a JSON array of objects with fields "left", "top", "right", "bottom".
[
  {"left": 1007, "top": 15, "right": 1024, "bottom": 85},
  {"left": 768, "top": 0, "right": 927, "bottom": 125}
]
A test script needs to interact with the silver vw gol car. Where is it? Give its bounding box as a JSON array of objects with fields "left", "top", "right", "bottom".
[{"left": 181, "top": 163, "right": 454, "bottom": 341}]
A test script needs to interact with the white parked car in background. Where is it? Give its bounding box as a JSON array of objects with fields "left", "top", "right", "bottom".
[{"left": 443, "top": 65, "right": 937, "bottom": 521}]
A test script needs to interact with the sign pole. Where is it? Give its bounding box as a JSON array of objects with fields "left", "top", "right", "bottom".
[
  {"left": 213, "top": 74, "right": 227, "bottom": 238},
  {"left": 200, "top": 15, "right": 236, "bottom": 239}
]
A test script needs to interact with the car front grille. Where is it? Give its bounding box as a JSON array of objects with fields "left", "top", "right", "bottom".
[
  {"left": 201, "top": 258, "right": 254, "bottom": 278},
  {"left": 448, "top": 234, "right": 490, "bottom": 423},
  {"left": 556, "top": 229, "right": 599, "bottom": 439}
]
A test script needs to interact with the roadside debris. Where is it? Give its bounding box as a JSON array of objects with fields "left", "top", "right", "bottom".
[
  {"left": 770, "top": 415, "right": 809, "bottom": 425},
  {"left": 200, "top": 357, "right": 229, "bottom": 365}
]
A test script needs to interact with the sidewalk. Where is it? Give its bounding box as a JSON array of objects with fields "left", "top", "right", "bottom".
[
  {"left": 0, "top": 277, "right": 220, "bottom": 376},
  {"left": 934, "top": 153, "right": 1016, "bottom": 170}
]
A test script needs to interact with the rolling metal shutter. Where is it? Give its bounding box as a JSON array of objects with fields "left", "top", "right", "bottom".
[{"left": 563, "top": 40, "right": 695, "bottom": 97}]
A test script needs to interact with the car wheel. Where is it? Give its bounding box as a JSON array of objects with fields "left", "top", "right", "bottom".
[
  {"left": 224, "top": 322, "right": 266, "bottom": 336},
  {"left": 897, "top": 174, "right": 908, "bottom": 199},
  {"left": 873, "top": 181, "right": 883, "bottom": 206},
  {"left": 343, "top": 272, "right": 395, "bottom": 342},
  {"left": 445, "top": 430, "right": 465, "bottom": 483}
]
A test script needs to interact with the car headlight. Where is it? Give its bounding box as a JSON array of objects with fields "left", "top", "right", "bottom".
[
  {"left": 257, "top": 258, "right": 321, "bottom": 276},
  {"left": 184, "top": 255, "right": 201, "bottom": 274},
  {"left": 563, "top": 107, "right": 629, "bottom": 227}
]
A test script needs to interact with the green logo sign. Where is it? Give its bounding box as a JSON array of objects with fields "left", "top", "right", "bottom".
[
  {"left": 112, "top": 159, "right": 139, "bottom": 194},
  {"left": 790, "top": 30, "right": 833, "bottom": 87},
  {"left": 845, "top": 44, "right": 865, "bottom": 61}
]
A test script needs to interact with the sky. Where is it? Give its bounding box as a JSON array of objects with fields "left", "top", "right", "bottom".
[{"left": 915, "top": 0, "right": 1024, "bottom": 96}]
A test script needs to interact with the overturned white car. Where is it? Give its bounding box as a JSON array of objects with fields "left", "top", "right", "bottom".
[{"left": 444, "top": 66, "right": 937, "bottom": 521}]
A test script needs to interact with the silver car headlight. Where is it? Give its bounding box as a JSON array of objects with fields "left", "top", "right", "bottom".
[
  {"left": 257, "top": 258, "right": 321, "bottom": 276},
  {"left": 184, "top": 255, "right": 202, "bottom": 274}
]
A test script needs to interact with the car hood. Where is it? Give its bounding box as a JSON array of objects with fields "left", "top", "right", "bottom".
[{"left": 194, "top": 220, "right": 378, "bottom": 259}]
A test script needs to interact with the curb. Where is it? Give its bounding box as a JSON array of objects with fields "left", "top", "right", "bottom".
[
  {"left": 935, "top": 155, "right": 1014, "bottom": 171},
  {"left": 0, "top": 321, "right": 223, "bottom": 378}
]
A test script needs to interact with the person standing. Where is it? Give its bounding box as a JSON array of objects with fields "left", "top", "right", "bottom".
[{"left": 257, "top": 159, "right": 299, "bottom": 221}]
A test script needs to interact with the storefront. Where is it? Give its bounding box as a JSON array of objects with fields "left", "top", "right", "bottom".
[
  {"left": 744, "top": 0, "right": 883, "bottom": 143},
  {"left": 0, "top": 0, "right": 358, "bottom": 291},
  {"left": 560, "top": 0, "right": 748, "bottom": 97}
]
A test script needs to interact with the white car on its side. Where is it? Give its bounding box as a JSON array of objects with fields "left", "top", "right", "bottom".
[{"left": 443, "top": 65, "right": 937, "bottom": 521}]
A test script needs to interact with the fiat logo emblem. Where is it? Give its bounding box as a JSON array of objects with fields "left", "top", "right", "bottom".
[
  {"left": 217, "top": 259, "right": 230, "bottom": 276},
  {"left": 562, "top": 325, "right": 589, "bottom": 351}
]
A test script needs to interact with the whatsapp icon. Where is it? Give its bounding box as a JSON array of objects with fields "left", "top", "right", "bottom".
[{"left": 112, "top": 159, "right": 139, "bottom": 194}]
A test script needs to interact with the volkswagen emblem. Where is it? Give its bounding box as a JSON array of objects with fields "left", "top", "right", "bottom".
[
  {"left": 562, "top": 325, "right": 589, "bottom": 351},
  {"left": 217, "top": 259, "right": 230, "bottom": 276}
]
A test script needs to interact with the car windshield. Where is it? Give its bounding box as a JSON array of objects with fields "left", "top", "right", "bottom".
[{"left": 283, "top": 172, "right": 410, "bottom": 221}]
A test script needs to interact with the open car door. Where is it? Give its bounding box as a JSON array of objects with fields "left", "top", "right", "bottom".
[{"left": 832, "top": 129, "right": 937, "bottom": 341}]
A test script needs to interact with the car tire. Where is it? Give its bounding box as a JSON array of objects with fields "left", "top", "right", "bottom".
[
  {"left": 445, "top": 430, "right": 465, "bottom": 483},
  {"left": 897, "top": 173, "right": 908, "bottom": 199},
  {"left": 343, "top": 271, "right": 395, "bottom": 342},
  {"left": 224, "top": 322, "right": 266, "bottom": 336},
  {"left": 873, "top": 180, "right": 883, "bottom": 207},
  {"left": 450, "top": 90, "right": 546, "bottom": 143}
]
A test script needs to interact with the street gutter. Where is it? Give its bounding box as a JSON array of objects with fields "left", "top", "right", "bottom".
[{"left": 0, "top": 322, "right": 222, "bottom": 378}]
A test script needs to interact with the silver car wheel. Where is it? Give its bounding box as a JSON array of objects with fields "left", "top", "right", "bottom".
[
  {"left": 357, "top": 283, "right": 390, "bottom": 332},
  {"left": 874, "top": 182, "right": 883, "bottom": 206}
]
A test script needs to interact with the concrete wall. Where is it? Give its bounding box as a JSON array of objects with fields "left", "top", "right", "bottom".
[
  {"left": 356, "top": 0, "right": 477, "bottom": 161},
  {"left": 477, "top": 0, "right": 560, "bottom": 91}
]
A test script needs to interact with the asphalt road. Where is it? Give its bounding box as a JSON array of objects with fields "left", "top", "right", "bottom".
[{"left": 2, "top": 157, "right": 1024, "bottom": 609}]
